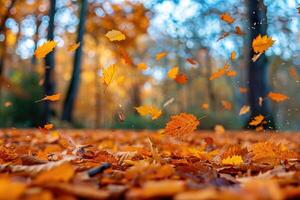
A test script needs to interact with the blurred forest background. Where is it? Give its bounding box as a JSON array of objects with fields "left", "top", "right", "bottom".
[{"left": 0, "top": 0, "right": 300, "bottom": 130}]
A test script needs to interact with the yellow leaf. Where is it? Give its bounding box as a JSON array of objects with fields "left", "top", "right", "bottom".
[
  {"left": 268, "top": 92, "right": 289, "bottom": 102},
  {"left": 220, "top": 13, "right": 235, "bottom": 24},
  {"left": 164, "top": 113, "right": 199, "bottom": 137},
  {"left": 105, "top": 30, "right": 126, "bottom": 41},
  {"left": 239, "top": 105, "right": 250, "bottom": 115},
  {"left": 34, "top": 40, "right": 57, "bottom": 59},
  {"left": 102, "top": 64, "right": 117, "bottom": 87},
  {"left": 36, "top": 93, "right": 61, "bottom": 102},
  {"left": 230, "top": 51, "right": 236, "bottom": 60},
  {"left": 221, "top": 155, "right": 243, "bottom": 165},
  {"left": 0, "top": 178, "right": 26, "bottom": 200},
  {"left": 249, "top": 115, "right": 264, "bottom": 126},
  {"left": 156, "top": 52, "right": 167, "bottom": 61},
  {"left": 135, "top": 105, "right": 162, "bottom": 120},
  {"left": 167, "top": 67, "right": 179, "bottom": 79},
  {"left": 35, "top": 163, "right": 75, "bottom": 183},
  {"left": 67, "top": 42, "right": 80, "bottom": 52},
  {"left": 137, "top": 63, "right": 148, "bottom": 70},
  {"left": 252, "top": 35, "right": 275, "bottom": 53}
]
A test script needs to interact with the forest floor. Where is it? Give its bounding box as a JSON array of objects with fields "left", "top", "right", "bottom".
[{"left": 0, "top": 129, "right": 300, "bottom": 200}]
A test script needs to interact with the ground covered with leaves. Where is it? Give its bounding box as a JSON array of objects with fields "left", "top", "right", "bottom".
[{"left": 0, "top": 129, "right": 300, "bottom": 200}]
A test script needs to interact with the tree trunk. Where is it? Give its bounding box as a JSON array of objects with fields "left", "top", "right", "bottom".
[
  {"left": 62, "top": 0, "right": 88, "bottom": 122},
  {"left": 246, "top": 0, "right": 275, "bottom": 129},
  {"left": 41, "top": 0, "right": 56, "bottom": 124}
]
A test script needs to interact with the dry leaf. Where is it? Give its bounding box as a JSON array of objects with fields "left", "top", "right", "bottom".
[
  {"left": 234, "top": 26, "right": 245, "bottom": 35},
  {"left": 167, "top": 67, "right": 179, "bottom": 79},
  {"left": 156, "top": 52, "right": 167, "bottom": 61},
  {"left": 252, "top": 35, "right": 275, "bottom": 53},
  {"left": 217, "top": 32, "right": 230, "bottom": 41},
  {"left": 137, "top": 63, "right": 148, "bottom": 71},
  {"left": 174, "top": 74, "right": 188, "bottom": 84},
  {"left": 268, "top": 92, "right": 289, "bottom": 102},
  {"left": 105, "top": 30, "right": 126, "bottom": 41},
  {"left": 36, "top": 93, "right": 61, "bottom": 102},
  {"left": 230, "top": 51, "right": 236, "bottom": 61},
  {"left": 209, "top": 63, "right": 230, "bottom": 80},
  {"left": 226, "top": 70, "right": 237, "bottom": 77},
  {"left": 135, "top": 105, "right": 162, "bottom": 120},
  {"left": 34, "top": 40, "right": 57, "bottom": 59},
  {"left": 186, "top": 58, "right": 197, "bottom": 65},
  {"left": 214, "top": 124, "right": 225, "bottom": 135},
  {"left": 249, "top": 115, "right": 264, "bottom": 126},
  {"left": 201, "top": 103, "right": 209, "bottom": 110},
  {"left": 164, "top": 113, "right": 199, "bottom": 137},
  {"left": 221, "top": 155, "right": 243, "bottom": 165},
  {"left": 239, "top": 105, "right": 250, "bottom": 115},
  {"left": 35, "top": 162, "right": 75, "bottom": 183},
  {"left": 220, "top": 13, "right": 235, "bottom": 24},
  {"left": 102, "top": 64, "right": 117, "bottom": 87},
  {"left": 67, "top": 42, "right": 80, "bottom": 52},
  {"left": 221, "top": 100, "right": 232, "bottom": 110}
]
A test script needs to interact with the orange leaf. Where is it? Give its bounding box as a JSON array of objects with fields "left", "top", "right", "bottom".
[
  {"left": 135, "top": 105, "right": 162, "bottom": 120},
  {"left": 252, "top": 35, "right": 275, "bottom": 53},
  {"left": 220, "top": 13, "right": 235, "bottom": 24},
  {"left": 289, "top": 67, "right": 298, "bottom": 79},
  {"left": 174, "top": 73, "right": 188, "bottom": 84},
  {"left": 230, "top": 51, "right": 236, "bottom": 61},
  {"left": 36, "top": 93, "right": 61, "bottom": 102},
  {"left": 239, "top": 105, "right": 250, "bottom": 115},
  {"left": 0, "top": 178, "right": 26, "bottom": 200},
  {"left": 249, "top": 115, "right": 264, "bottom": 126},
  {"left": 35, "top": 163, "right": 75, "bottom": 183},
  {"left": 164, "top": 113, "right": 199, "bottom": 137},
  {"left": 268, "top": 92, "right": 289, "bottom": 102},
  {"left": 67, "top": 42, "right": 80, "bottom": 52},
  {"left": 226, "top": 70, "right": 237, "bottom": 77},
  {"left": 186, "top": 58, "right": 197, "bottom": 65},
  {"left": 239, "top": 87, "right": 248, "bottom": 93},
  {"left": 209, "top": 63, "right": 230, "bottom": 80},
  {"left": 234, "top": 26, "right": 245, "bottom": 35},
  {"left": 137, "top": 63, "right": 148, "bottom": 70},
  {"left": 44, "top": 123, "right": 54, "bottom": 130},
  {"left": 156, "top": 52, "right": 167, "bottom": 61},
  {"left": 221, "top": 100, "right": 232, "bottom": 110},
  {"left": 34, "top": 40, "right": 57, "bottom": 59},
  {"left": 167, "top": 67, "right": 179, "bottom": 79},
  {"left": 201, "top": 103, "right": 209, "bottom": 110}
]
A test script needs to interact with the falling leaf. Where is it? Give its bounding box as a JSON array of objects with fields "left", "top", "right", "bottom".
[
  {"left": 186, "top": 58, "right": 197, "bottom": 65},
  {"left": 252, "top": 35, "right": 275, "bottom": 53},
  {"left": 164, "top": 113, "right": 199, "bottom": 137},
  {"left": 226, "top": 70, "right": 237, "bottom": 77},
  {"left": 249, "top": 115, "right": 264, "bottom": 126},
  {"left": 135, "top": 105, "right": 162, "bottom": 120},
  {"left": 0, "top": 178, "right": 26, "bottom": 200},
  {"left": 102, "top": 64, "right": 117, "bottom": 87},
  {"left": 220, "top": 13, "right": 235, "bottom": 24},
  {"left": 251, "top": 52, "right": 262, "bottom": 62},
  {"left": 36, "top": 93, "right": 61, "bottom": 102},
  {"left": 230, "top": 51, "right": 236, "bottom": 61},
  {"left": 35, "top": 162, "right": 75, "bottom": 183},
  {"left": 163, "top": 97, "right": 175, "bottom": 107},
  {"left": 234, "top": 26, "right": 245, "bottom": 35},
  {"left": 44, "top": 123, "right": 54, "bottom": 130},
  {"left": 221, "top": 100, "right": 232, "bottom": 110},
  {"left": 209, "top": 63, "right": 230, "bottom": 80},
  {"left": 239, "top": 87, "right": 248, "bottom": 93},
  {"left": 201, "top": 103, "right": 209, "bottom": 110},
  {"left": 174, "top": 73, "right": 188, "bottom": 84},
  {"left": 239, "top": 105, "right": 250, "bottom": 115},
  {"left": 268, "top": 92, "right": 289, "bottom": 102},
  {"left": 105, "top": 30, "right": 126, "bottom": 41},
  {"left": 217, "top": 32, "right": 230, "bottom": 41},
  {"left": 167, "top": 67, "right": 179, "bottom": 79},
  {"left": 67, "top": 42, "right": 80, "bottom": 52},
  {"left": 137, "top": 63, "right": 148, "bottom": 70},
  {"left": 156, "top": 52, "right": 167, "bottom": 61},
  {"left": 222, "top": 155, "right": 243, "bottom": 165},
  {"left": 34, "top": 40, "right": 57, "bottom": 59},
  {"left": 258, "top": 97, "right": 263, "bottom": 106}
]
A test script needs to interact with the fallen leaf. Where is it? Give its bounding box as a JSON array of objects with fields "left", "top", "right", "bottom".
[
  {"left": 167, "top": 67, "right": 179, "bottom": 79},
  {"left": 137, "top": 63, "right": 148, "bottom": 70},
  {"left": 34, "top": 40, "right": 57, "bottom": 59},
  {"left": 174, "top": 74, "right": 188, "bottom": 84},
  {"left": 0, "top": 178, "right": 26, "bottom": 200},
  {"left": 222, "top": 155, "right": 243, "bottom": 165},
  {"left": 249, "top": 115, "right": 264, "bottom": 126},
  {"left": 135, "top": 105, "right": 162, "bottom": 120},
  {"left": 67, "top": 42, "right": 80, "bottom": 52},
  {"left": 252, "top": 35, "right": 275, "bottom": 53},
  {"left": 164, "top": 113, "right": 199, "bottom": 137},
  {"left": 239, "top": 105, "right": 250, "bottom": 115},
  {"left": 156, "top": 52, "right": 167, "bottom": 61},
  {"left": 105, "top": 30, "right": 126, "bottom": 41},
  {"left": 268, "top": 92, "right": 289, "bottom": 102},
  {"left": 220, "top": 13, "right": 235, "bottom": 24},
  {"left": 35, "top": 162, "right": 75, "bottom": 183}
]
